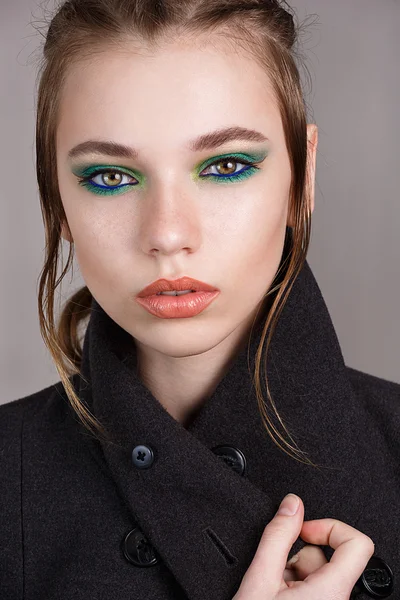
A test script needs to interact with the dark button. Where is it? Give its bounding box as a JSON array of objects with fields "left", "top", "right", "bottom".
[
  {"left": 351, "top": 556, "right": 394, "bottom": 598},
  {"left": 132, "top": 444, "right": 155, "bottom": 469},
  {"left": 122, "top": 527, "right": 159, "bottom": 567},
  {"left": 212, "top": 445, "right": 247, "bottom": 476}
]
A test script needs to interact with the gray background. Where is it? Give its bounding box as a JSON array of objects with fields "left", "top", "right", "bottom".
[{"left": 1, "top": 0, "right": 399, "bottom": 406}]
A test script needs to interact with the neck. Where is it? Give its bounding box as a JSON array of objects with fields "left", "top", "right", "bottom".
[{"left": 134, "top": 294, "right": 272, "bottom": 428}]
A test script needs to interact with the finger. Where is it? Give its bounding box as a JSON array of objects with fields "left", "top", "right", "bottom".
[
  {"left": 295, "top": 518, "right": 375, "bottom": 595},
  {"left": 237, "top": 495, "right": 304, "bottom": 597},
  {"left": 285, "top": 545, "right": 328, "bottom": 581},
  {"left": 283, "top": 566, "right": 297, "bottom": 583}
]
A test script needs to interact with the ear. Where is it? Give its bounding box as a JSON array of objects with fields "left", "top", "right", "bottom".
[
  {"left": 287, "top": 123, "right": 318, "bottom": 228},
  {"left": 60, "top": 220, "right": 73, "bottom": 243}
]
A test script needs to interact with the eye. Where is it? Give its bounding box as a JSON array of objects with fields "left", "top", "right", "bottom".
[
  {"left": 74, "top": 153, "right": 265, "bottom": 196},
  {"left": 199, "top": 156, "right": 261, "bottom": 183},
  {"left": 76, "top": 169, "right": 138, "bottom": 194}
]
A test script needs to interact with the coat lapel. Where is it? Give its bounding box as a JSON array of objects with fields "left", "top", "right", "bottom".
[{"left": 76, "top": 259, "right": 395, "bottom": 600}]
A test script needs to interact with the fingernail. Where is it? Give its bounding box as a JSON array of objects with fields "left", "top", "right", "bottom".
[
  {"left": 286, "top": 553, "right": 300, "bottom": 567},
  {"left": 277, "top": 493, "right": 300, "bottom": 516}
]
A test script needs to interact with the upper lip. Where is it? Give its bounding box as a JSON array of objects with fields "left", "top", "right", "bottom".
[{"left": 137, "top": 277, "right": 219, "bottom": 297}]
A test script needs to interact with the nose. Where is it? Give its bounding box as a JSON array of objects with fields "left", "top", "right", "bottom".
[{"left": 138, "top": 184, "right": 202, "bottom": 258}]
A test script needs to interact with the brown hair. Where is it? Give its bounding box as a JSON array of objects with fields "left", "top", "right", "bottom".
[{"left": 33, "top": 0, "right": 321, "bottom": 468}]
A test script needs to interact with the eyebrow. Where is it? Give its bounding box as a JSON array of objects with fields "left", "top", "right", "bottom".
[{"left": 67, "top": 126, "right": 269, "bottom": 161}]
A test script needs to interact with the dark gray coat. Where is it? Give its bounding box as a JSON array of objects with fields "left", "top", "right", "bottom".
[{"left": 1, "top": 260, "right": 399, "bottom": 600}]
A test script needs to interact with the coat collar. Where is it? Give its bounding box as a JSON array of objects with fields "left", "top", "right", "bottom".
[{"left": 76, "top": 257, "right": 378, "bottom": 600}]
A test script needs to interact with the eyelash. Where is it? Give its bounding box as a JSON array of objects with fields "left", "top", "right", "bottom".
[{"left": 75, "top": 156, "right": 262, "bottom": 195}]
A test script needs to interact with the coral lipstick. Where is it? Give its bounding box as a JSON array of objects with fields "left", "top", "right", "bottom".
[
  {"left": 136, "top": 277, "right": 220, "bottom": 319},
  {"left": 136, "top": 290, "right": 220, "bottom": 318}
]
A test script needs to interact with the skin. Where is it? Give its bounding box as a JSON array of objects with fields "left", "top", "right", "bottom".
[
  {"left": 57, "top": 34, "right": 318, "bottom": 429},
  {"left": 284, "top": 544, "right": 328, "bottom": 584}
]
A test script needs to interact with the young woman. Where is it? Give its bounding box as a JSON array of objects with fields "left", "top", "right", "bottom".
[{"left": 0, "top": 1, "right": 397, "bottom": 599}]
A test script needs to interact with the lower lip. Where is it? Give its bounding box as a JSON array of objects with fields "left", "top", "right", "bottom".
[{"left": 136, "top": 290, "right": 220, "bottom": 319}]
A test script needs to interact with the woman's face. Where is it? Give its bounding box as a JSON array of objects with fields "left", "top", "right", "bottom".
[{"left": 56, "top": 36, "right": 317, "bottom": 357}]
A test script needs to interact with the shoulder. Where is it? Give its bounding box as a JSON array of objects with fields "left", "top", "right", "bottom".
[
  {"left": 0, "top": 378, "right": 70, "bottom": 467},
  {"left": 1, "top": 371, "right": 81, "bottom": 420},
  {"left": 0, "top": 375, "right": 80, "bottom": 463},
  {"left": 345, "top": 365, "right": 400, "bottom": 443},
  {"left": 0, "top": 383, "right": 58, "bottom": 593},
  {"left": 0, "top": 379, "right": 66, "bottom": 430},
  {"left": 346, "top": 364, "right": 400, "bottom": 404},
  {"left": 0, "top": 378, "right": 79, "bottom": 596}
]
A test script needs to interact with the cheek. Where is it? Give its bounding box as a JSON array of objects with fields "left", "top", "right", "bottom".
[
  {"left": 225, "top": 197, "right": 288, "bottom": 282},
  {"left": 74, "top": 243, "right": 114, "bottom": 293},
  {"left": 70, "top": 212, "right": 131, "bottom": 291}
]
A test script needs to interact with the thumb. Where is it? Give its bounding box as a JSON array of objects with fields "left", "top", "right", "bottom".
[{"left": 237, "top": 494, "right": 304, "bottom": 598}]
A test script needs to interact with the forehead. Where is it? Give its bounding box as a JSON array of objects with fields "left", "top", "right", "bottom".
[{"left": 56, "top": 38, "right": 282, "bottom": 155}]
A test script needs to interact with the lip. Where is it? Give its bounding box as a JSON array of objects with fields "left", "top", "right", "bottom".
[
  {"left": 137, "top": 277, "right": 219, "bottom": 298},
  {"left": 136, "top": 290, "right": 220, "bottom": 319}
]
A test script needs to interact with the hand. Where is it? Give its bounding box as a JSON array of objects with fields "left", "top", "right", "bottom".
[
  {"left": 283, "top": 544, "right": 329, "bottom": 585},
  {"left": 232, "top": 493, "right": 375, "bottom": 599}
]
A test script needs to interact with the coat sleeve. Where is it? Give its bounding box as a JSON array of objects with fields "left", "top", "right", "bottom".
[{"left": 0, "top": 399, "right": 24, "bottom": 599}]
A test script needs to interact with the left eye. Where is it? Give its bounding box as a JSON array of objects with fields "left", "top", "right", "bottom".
[{"left": 201, "top": 157, "right": 254, "bottom": 177}]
